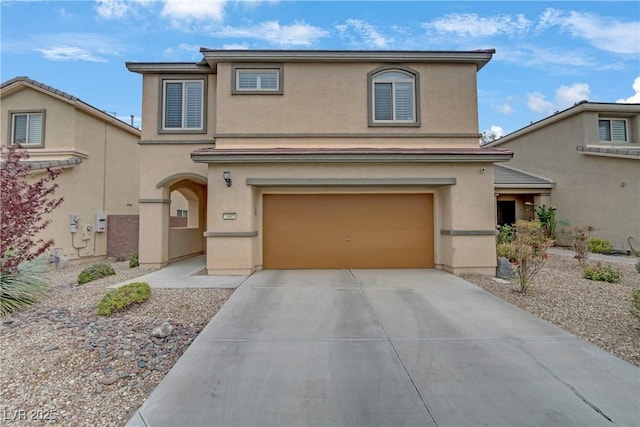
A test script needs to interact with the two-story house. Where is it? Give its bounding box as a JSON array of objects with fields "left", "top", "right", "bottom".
[
  {"left": 126, "top": 49, "right": 512, "bottom": 275},
  {"left": 486, "top": 101, "right": 640, "bottom": 250},
  {"left": 1, "top": 77, "right": 141, "bottom": 262}
]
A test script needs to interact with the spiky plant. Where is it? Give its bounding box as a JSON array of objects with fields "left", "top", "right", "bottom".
[{"left": 1, "top": 257, "right": 49, "bottom": 315}]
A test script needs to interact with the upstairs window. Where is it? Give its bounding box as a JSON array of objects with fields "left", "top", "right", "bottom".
[
  {"left": 11, "top": 112, "right": 44, "bottom": 146},
  {"left": 232, "top": 65, "right": 283, "bottom": 94},
  {"left": 598, "top": 118, "right": 628, "bottom": 143},
  {"left": 162, "top": 80, "right": 203, "bottom": 130},
  {"left": 369, "top": 69, "right": 419, "bottom": 126}
]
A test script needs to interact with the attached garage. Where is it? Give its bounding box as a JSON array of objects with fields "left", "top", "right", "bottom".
[{"left": 263, "top": 193, "right": 434, "bottom": 269}]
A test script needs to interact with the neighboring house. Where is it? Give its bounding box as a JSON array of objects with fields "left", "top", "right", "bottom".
[
  {"left": 486, "top": 102, "right": 640, "bottom": 250},
  {"left": 1, "top": 77, "right": 141, "bottom": 262},
  {"left": 126, "top": 49, "right": 512, "bottom": 275}
]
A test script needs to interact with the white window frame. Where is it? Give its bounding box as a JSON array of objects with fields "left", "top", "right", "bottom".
[
  {"left": 10, "top": 111, "right": 44, "bottom": 147},
  {"left": 598, "top": 118, "right": 628, "bottom": 143},
  {"left": 161, "top": 79, "right": 204, "bottom": 131},
  {"left": 236, "top": 69, "right": 279, "bottom": 91},
  {"left": 368, "top": 67, "right": 420, "bottom": 127},
  {"left": 231, "top": 64, "right": 284, "bottom": 95},
  {"left": 176, "top": 209, "right": 188, "bottom": 217}
]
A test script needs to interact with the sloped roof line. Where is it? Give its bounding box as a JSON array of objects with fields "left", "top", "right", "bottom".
[
  {"left": 494, "top": 164, "right": 555, "bottom": 187},
  {"left": 1, "top": 76, "right": 140, "bottom": 136}
]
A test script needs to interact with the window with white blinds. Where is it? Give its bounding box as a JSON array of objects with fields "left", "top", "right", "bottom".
[
  {"left": 236, "top": 70, "right": 279, "bottom": 91},
  {"left": 163, "top": 80, "right": 203, "bottom": 130},
  {"left": 11, "top": 112, "right": 43, "bottom": 146},
  {"left": 372, "top": 71, "right": 416, "bottom": 123},
  {"left": 598, "top": 119, "right": 628, "bottom": 142}
]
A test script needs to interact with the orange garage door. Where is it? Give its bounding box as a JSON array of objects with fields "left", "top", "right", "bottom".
[{"left": 263, "top": 194, "right": 434, "bottom": 269}]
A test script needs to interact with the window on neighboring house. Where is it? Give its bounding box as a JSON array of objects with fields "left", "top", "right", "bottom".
[
  {"left": 11, "top": 112, "right": 44, "bottom": 146},
  {"left": 162, "top": 80, "right": 203, "bottom": 130},
  {"left": 232, "top": 65, "right": 283, "bottom": 94},
  {"left": 598, "top": 118, "right": 628, "bottom": 143},
  {"left": 370, "top": 69, "right": 418, "bottom": 125},
  {"left": 176, "top": 209, "right": 188, "bottom": 217}
]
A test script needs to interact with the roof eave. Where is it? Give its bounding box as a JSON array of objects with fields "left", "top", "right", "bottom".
[{"left": 125, "top": 62, "right": 213, "bottom": 74}]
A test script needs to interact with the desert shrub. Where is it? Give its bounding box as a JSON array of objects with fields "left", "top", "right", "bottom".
[
  {"left": 583, "top": 262, "right": 621, "bottom": 283},
  {"left": 97, "top": 282, "right": 150, "bottom": 316},
  {"left": 631, "top": 287, "right": 640, "bottom": 321},
  {"left": 129, "top": 252, "right": 139, "bottom": 268},
  {"left": 0, "top": 257, "right": 49, "bottom": 315},
  {"left": 77, "top": 263, "right": 115, "bottom": 285},
  {"left": 570, "top": 226, "right": 593, "bottom": 267},
  {"left": 588, "top": 238, "right": 613, "bottom": 254},
  {"left": 496, "top": 224, "right": 515, "bottom": 245},
  {"left": 496, "top": 242, "right": 517, "bottom": 262},
  {"left": 635, "top": 262, "right": 640, "bottom": 274},
  {"left": 512, "top": 220, "right": 551, "bottom": 293}
]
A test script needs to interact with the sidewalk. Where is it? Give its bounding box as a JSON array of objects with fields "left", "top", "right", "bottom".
[
  {"left": 110, "top": 255, "right": 247, "bottom": 289},
  {"left": 547, "top": 247, "right": 638, "bottom": 265}
]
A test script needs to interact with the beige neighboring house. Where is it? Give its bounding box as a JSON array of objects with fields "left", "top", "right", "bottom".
[
  {"left": 1, "top": 77, "right": 141, "bottom": 262},
  {"left": 126, "top": 49, "right": 512, "bottom": 275},
  {"left": 486, "top": 101, "right": 640, "bottom": 250}
]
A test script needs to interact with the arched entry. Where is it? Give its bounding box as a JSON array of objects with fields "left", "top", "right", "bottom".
[{"left": 167, "top": 179, "right": 207, "bottom": 261}]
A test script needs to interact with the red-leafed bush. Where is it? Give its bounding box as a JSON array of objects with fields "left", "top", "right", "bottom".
[{"left": 1, "top": 145, "right": 63, "bottom": 272}]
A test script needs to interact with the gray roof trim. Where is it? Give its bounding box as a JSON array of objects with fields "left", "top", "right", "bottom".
[
  {"left": 246, "top": 178, "right": 456, "bottom": 187},
  {"left": 577, "top": 145, "right": 640, "bottom": 159},
  {"left": 493, "top": 164, "right": 555, "bottom": 188},
  {"left": 440, "top": 229, "right": 497, "bottom": 236},
  {"left": 125, "top": 62, "right": 212, "bottom": 74},
  {"left": 213, "top": 132, "right": 481, "bottom": 139},
  {"left": 23, "top": 157, "right": 82, "bottom": 171},
  {"left": 485, "top": 101, "right": 640, "bottom": 148},
  {"left": 200, "top": 49, "right": 496, "bottom": 71},
  {"left": 204, "top": 231, "right": 258, "bottom": 238}
]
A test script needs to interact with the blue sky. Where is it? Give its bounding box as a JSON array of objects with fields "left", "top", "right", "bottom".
[{"left": 2, "top": 1, "right": 639, "bottom": 137}]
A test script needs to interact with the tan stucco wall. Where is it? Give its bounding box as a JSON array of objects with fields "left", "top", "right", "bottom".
[
  {"left": 496, "top": 112, "right": 640, "bottom": 249},
  {"left": 1, "top": 86, "right": 140, "bottom": 262},
  {"left": 203, "top": 162, "right": 497, "bottom": 275}
]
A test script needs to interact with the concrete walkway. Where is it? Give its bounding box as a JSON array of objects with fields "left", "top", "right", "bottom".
[
  {"left": 112, "top": 255, "right": 246, "bottom": 289},
  {"left": 548, "top": 247, "right": 639, "bottom": 265},
  {"left": 125, "top": 269, "right": 639, "bottom": 427}
]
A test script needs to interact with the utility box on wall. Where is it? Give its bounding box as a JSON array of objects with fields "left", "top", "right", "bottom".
[{"left": 96, "top": 212, "right": 107, "bottom": 232}]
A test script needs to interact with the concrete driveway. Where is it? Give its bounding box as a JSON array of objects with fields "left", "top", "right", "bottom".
[{"left": 126, "top": 269, "right": 639, "bottom": 427}]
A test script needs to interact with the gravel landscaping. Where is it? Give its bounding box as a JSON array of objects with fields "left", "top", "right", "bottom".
[
  {"left": 0, "top": 260, "right": 233, "bottom": 426},
  {"left": 462, "top": 253, "right": 640, "bottom": 367},
  {"left": 1, "top": 252, "right": 638, "bottom": 426}
]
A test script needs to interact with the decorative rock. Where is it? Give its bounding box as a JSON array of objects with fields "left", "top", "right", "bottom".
[
  {"left": 151, "top": 322, "right": 173, "bottom": 338},
  {"left": 137, "top": 361, "right": 147, "bottom": 369},
  {"left": 96, "top": 384, "right": 103, "bottom": 394},
  {"left": 56, "top": 257, "right": 70, "bottom": 269},
  {"left": 43, "top": 345, "right": 60, "bottom": 352},
  {"left": 100, "top": 376, "right": 119, "bottom": 385},
  {"left": 496, "top": 257, "right": 516, "bottom": 279}
]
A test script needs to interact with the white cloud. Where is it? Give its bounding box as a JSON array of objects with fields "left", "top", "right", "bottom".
[
  {"left": 536, "top": 8, "right": 639, "bottom": 54},
  {"left": 422, "top": 13, "right": 531, "bottom": 38},
  {"left": 96, "top": 0, "right": 129, "bottom": 19},
  {"left": 221, "top": 43, "right": 249, "bottom": 50},
  {"left": 336, "top": 19, "right": 392, "bottom": 49},
  {"left": 616, "top": 77, "right": 640, "bottom": 103},
  {"left": 489, "top": 125, "right": 505, "bottom": 138},
  {"left": 163, "top": 43, "right": 202, "bottom": 60},
  {"left": 161, "top": 0, "right": 227, "bottom": 27},
  {"left": 527, "top": 92, "right": 556, "bottom": 115},
  {"left": 211, "top": 21, "right": 328, "bottom": 47},
  {"left": 498, "top": 103, "right": 514, "bottom": 115},
  {"left": 36, "top": 46, "right": 108, "bottom": 63},
  {"left": 528, "top": 83, "right": 591, "bottom": 115}
]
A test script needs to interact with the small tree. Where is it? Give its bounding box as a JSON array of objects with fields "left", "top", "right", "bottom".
[
  {"left": 570, "top": 225, "right": 593, "bottom": 267},
  {"left": 1, "top": 145, "right": 63, "bottom": 272},
  {"left": 512, "top": 220, "right": 551, "bottom": 293}
]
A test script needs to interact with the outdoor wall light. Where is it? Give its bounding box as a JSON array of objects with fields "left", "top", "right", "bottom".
[{"left": 223, "top": 171, "right": 232, "bottom": 187}]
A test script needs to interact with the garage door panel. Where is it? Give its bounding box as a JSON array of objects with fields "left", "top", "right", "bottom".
[{"left": 263, "top": 194, "right": 434, "bottom": 269}]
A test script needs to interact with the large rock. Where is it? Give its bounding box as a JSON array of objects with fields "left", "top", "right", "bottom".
[
  {"left": 151, "top": 322, "right": 173, "bottom": 338},
  {"left": 496, "top": 257, "right": 516, "bottom": 279}
]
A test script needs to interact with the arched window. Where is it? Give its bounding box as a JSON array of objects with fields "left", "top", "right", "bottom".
[{"left": 369, "top": 69, "right": 418, "bottom": 125}]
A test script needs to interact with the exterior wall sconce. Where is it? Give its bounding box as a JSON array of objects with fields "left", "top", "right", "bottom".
[{"left": 223, "top": 171, "right": 232, "bottom": 187}]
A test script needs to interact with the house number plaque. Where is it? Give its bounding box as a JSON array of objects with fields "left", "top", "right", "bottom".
[{"left": 222, "top": 212, "right": 237, "bottom": 220}]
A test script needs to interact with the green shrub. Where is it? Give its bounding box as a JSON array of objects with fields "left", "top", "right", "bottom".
[
  {"left": 129, "top": 252, "right": 139, "bottom": 268},
  {"left": 583, "top": 262, "right": 621, "bottom": 283},
  {"left": 97, "top": 282, "right": 150, "bottom": 316},
  {"left": 588, "top": 238, "right": 613, "bottom": 254},
  {"left": 77, "top": 263, "right": 115, "bottom": 285},
  {"left": 512, "top": 220, "right": 551, "bottom": 293},
  {"left": 631, "top": 287, "right": 640, "bottom": 321},
  {"left": 496, "top": 224, "right": 515, "bottom": 245},
  {"left": 496, "top": 242, "right": 517, "bottom": 261},
  {"left": 0, "top": 258, "right": 49, "bottom": 315},
  {"left": 634, "top": 262, "right": 640, "bottom": 274}
]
